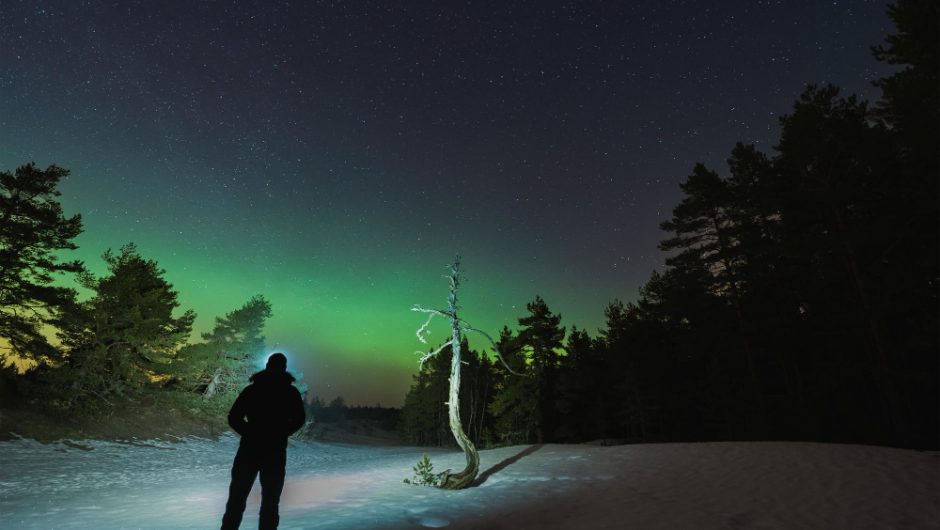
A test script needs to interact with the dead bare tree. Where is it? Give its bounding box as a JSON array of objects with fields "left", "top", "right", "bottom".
[
  {"left": 411, "top": 256, "right": 522, "bottom": 489},
  {"left": 196, "top": 350, "right": 251, "bottom": 399}
]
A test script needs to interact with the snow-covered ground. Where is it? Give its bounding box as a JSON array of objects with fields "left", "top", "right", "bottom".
[{"left": 0, "top": 434, "right": 936, "bottom": 529}]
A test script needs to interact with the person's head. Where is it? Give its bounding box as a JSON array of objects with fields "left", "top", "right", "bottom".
[{"left": 266, "top": 352, "right": 288, "bottom": 372}]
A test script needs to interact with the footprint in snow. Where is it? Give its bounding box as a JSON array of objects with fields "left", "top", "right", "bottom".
[{"left": 418, "top": 515, "right": 450, "bottom": 528}]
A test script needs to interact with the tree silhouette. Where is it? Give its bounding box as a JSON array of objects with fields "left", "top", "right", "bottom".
[
  {"left": 872, "top": 0, "right": 939, "bottom": 178},
  {"left": 0, "top": 163, "right": 83, "bottom": 369},
  {"left": 196, "top": 295, "right": 273, "bottom": 398},
  {"left": 516, "top": 296, "right": 565, "bottom": 443},
  {"left": 659, "top": 163, "right": 761, "bottom": 400},
  {"left": 59, "top": 244, "right": 195, "bottom": 406}
]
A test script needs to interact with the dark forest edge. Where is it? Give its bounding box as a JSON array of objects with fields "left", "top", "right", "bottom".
[
  {"left": 1, "top": 1, "right": 937, "bottom": 449},
  {"left": 399, "top": 1, "right": 937, "bottom": 451}
]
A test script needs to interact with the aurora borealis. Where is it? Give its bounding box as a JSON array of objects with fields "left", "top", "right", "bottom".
[{"left": 0, "top": 1, "right": 892, "bottom": 406}]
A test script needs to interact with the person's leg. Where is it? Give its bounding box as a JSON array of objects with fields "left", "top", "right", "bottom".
[
  {"left": 221, "top": 445, "right": 261, "bottom": 530},
  {"left": 258, "top": 447, "right": 287, "bottom": 530}
]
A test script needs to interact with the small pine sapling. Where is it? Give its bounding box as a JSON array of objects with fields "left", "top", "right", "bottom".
[{"left": 403, "top": 454, "right": 443, "bottom": 487}]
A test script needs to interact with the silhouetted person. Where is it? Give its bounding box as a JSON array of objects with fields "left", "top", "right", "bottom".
[{"left": 221, "top": 353, "right": 305, "bottom": 530}]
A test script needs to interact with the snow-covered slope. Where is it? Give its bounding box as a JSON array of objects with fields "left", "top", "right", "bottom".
[{"left": 0, "top": 435, "right": 936, "bottom": 529}]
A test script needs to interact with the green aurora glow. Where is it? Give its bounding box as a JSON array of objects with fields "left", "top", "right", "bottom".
[
  {"left": 1, "top": 1, "right": 890, "bottom": 406},
  {"left": 53, "top": 179, "right": 628, "bottom": 406}
]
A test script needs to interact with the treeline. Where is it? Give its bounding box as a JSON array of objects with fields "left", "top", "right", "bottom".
[
  {"left": 400, "top": 2, "right": 937, "bottom": 450},
  {"left": 0, "top": 163, "right": 283, "bottom": 418},
  {"left": 307, "top": 396, "right": 400, "bottom": 429}
]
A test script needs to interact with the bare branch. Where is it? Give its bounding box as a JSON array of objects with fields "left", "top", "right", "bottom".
[
  {"left": 461, "top": 323, "right": 525, "bottom": 376},
  {"left": 417, "top": 339, "right": 454, "bottom": 369},
  {"left": 411, "top": 305, "right": 451, "bottom": 317},
  {"left": 411, "top": 305, "right": 453, "bottom": 344},
  {"left": 413, "top": 311, "right": 436, "bottom": 344}
]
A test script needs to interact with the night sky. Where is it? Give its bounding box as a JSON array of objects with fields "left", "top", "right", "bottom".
[{"left": 0, "top": 1, "right": 893, "bottom": 406}]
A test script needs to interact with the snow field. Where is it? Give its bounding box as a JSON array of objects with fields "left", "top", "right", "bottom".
[{"left": 0, "top": 435, "right": 936, "bottom": 529}]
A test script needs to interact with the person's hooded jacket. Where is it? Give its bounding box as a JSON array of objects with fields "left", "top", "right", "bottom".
[{"left": 228, "top": 368, "right": 306, "bottom": 448}]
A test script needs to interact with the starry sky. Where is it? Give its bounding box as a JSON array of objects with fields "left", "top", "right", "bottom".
[{"left": 0, "top": 1, "right": 893, "bottom": 406}]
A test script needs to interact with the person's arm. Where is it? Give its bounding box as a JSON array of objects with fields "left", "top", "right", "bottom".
[
  {"left": 228, "top": 387, "right": 253, "bottom": 437},
  {"left": 285, "top": 387, "right": 306, "bottom": 437}
]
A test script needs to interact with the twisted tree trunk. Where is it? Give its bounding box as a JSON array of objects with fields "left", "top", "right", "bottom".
[
  {"left": 412, "top": 257, "right": 523, "bottom": 489},
  {"left": 439, "top": 261, "right": 479, "bottom": 490},
  {"left": 440, "top": 327, "right": 479, "bottom": 488}
]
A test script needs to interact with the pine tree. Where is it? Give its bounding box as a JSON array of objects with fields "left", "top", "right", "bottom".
[
  {"left": 403, "top": 454, "right": 442, "bottom": 487},
  {"left": 181, "top": 295, "right": 273, "bottom": 398},
  {"left": 659, "top": 163, "right": 763, "bottom": 404},
  {"left": 555, "top": 325, "right": 603, "bottom": 441},
  {"left": 0, "top": 163, "right": 83, "bottom": 368},
  {"left": 202, "top": 294, "right": 272, "bottom": 354},
  {"left": 516, "top": 296, "right": 565, "bottom": 443},
  {"left": 489, "top": 326, "right": 537, "bottom": 444},
  {"left": 400, "top": 345, "right": 450, "bottom": 445},
  {"left": 872, "top": 0, "right": 939, "bottom": 178},
  {"left": 870, "top": 0, "right": 939, "bottom": 448},
  {"left": 58, "top": 244, "right": 195, "bottom": 406}
]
